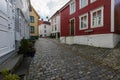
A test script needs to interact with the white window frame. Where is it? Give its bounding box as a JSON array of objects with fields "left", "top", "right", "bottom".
[
  {"left": 79, "top": 0, "right": 88, "bottom": 9},
  {"left": 79, "top": 13, "right": 88, "bottom": 30},
  {"left": 90, "top": 6, "right": 104, "bottom": 28},
  {"left": 90, "top": 0, "right": 96, "bottom": 3},
  {"left": 70, "top": 0, "right": 76, "bottom": 15}
]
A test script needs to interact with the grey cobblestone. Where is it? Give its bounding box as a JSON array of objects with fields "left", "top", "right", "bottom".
[{"left": 28, "top": 38, "right": 120, "bottom": 80}]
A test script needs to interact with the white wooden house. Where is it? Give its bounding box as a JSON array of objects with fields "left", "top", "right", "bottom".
[
  {"left": 0, "top": 0, "right": 30, "bottom": 64},
  {"left": 50, "top": 11, "right": 60, "bottom": 39},
  {"left": 0, "top": 0, "right": 15, "bottom": 63},
  {"left": 39, "top": 21, "right": 51, "bottom": 37}
]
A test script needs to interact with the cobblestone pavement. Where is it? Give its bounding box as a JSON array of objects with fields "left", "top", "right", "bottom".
[{"left": 28, "top": 38, "right": 120, "bottom": 80}]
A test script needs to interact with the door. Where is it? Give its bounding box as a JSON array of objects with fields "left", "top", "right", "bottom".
[{"left": 70, "top": 19, "right": 75, "bottom": 36}]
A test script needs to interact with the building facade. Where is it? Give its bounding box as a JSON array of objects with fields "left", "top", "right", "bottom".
[
  {"left": 30, "top": 6, "right": 40, "bottom": 38},
  {"left": 39, "top": 21, "right": 51, "bottom": 37},
  {"left": 0, "top": 0, "right": 15, "bottom": 63},
  {"left": 15, "top": 0, "right": 30, "bottom": 49},
  {"left": 0, "top": 0, "right": 30, "bottom": 64},
  {"left": 50, "top": 11, "right": 60, "bottom": 39},
  {"left": 60, "top": 0, "right": 120, "bottom": 48}
]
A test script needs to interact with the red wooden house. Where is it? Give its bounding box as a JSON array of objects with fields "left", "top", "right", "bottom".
[{"left": 60, "top": 0, "right": 120, "bottom": 48}]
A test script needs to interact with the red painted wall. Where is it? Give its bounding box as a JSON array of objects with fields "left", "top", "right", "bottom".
[
  {"left": 60, "top": 0, "right": 111, "bottom": 37},
  {"left": 61, "top": 6, "right": 70, "bottom": 36}
]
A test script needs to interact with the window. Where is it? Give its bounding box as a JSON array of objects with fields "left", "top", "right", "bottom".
[
  {"left": 30, "top": 16, "right": 34, "bottom": 23},
  {"left": 90, "top": 0, "right": 96, "bottom": 3},
  {"left": 80, "top": 0, "right": 88, "bottom": 9},
  {"left": 55, "top": 25, "right": 57, "bottom": 31},
  {"left": 30, "top": 26, "right": 34, "bottom": 33},
  {"left": 70, "top": 0, "right": 76, "bottom": 14},
  {"left": 79, "top": 13, "right": 88, "bottom": 30},
  {"left": 52, "top": 25, "right": 53, "bottom": 31},
  {"left": 91, "top": 7, "right": 104, "bottom": 28},
  {"left": 44, "top": 34, "right": 46, "bottom": 37},
  {"left": 44, "top": 30, "right": 46, "bottom": 33},
  {"left": 44, "top": 25, "right": 46, "bottom": 28}
]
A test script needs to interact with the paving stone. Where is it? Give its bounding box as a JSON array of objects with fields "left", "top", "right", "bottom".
[{"left": 28, "top": 38, "right": 120, "bottom": 80}]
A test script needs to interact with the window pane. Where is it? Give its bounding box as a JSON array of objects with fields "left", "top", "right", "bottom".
[
  {"left": 80, "top": 14, "right": 88, "bottom": 30},
  {"left": 97, "top": 10, "right": 102, "bottom": 25},
  {"left": 30, "top": 16, "right": 34, "bottom": 23},
  {"left": 70, "top": 1, "right": 75, "bottom": 14},
  {"left": 30, "top": 26, "right": 34, "bottom": 33},
  {"left": 80, "top": 0, "right": 88, "bottom": 8},
  {"left": 91, "top": 7, "right": 103, "bottom": 28},
  {"left": 93, "top": 12, "right": 97, "bottom": 26}
]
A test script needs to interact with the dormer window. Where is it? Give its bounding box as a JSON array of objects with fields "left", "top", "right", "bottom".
[
  {"left": 70, "top": 0, "right": 76, "bottom": 14},
  {"left": 80, "top": 0, "right": 88, "bottom": 9}
]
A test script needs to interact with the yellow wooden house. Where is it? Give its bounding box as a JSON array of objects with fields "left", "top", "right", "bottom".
[{"left": 29, "top": 6, "right": 40, "bottom": 38}]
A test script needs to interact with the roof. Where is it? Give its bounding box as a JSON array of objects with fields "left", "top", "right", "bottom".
[
  {"left": 50, "top": 10, "right": 60, "bottom": 19},
  {"left": 59, "top": 0, "right": 71, "bottom": 12},
  {"left": 43, "top": 21, "right": 51, "bottom": 25},
  {"left": 50, "top": 0, "right": 71, "bottom": 19},
  {"left": 38, "top": 20, "right": 50, "bottom": 25},
  {"left": 38, "top": 20, "right": 43, "bottom": 25},
  {"left": 30, "top": 6, "right": 40, "bottom": 19}
]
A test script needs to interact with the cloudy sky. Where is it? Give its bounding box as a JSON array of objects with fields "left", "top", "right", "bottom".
[{"left": 30, "top": 0, "right": 69, "bottom": 20}]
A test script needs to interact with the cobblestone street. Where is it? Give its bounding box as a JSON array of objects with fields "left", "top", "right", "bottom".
[{"left": 28, "top": 38, "right": 120, "bottom": 80}]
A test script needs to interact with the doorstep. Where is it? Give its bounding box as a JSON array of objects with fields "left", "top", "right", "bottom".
[{"left": 0, "top": 54, "right": 23, "bottom": 72}]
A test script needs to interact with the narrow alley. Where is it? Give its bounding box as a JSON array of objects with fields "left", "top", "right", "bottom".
[{"left": 28, "top": 38, "right": 120, "bottom": 80}]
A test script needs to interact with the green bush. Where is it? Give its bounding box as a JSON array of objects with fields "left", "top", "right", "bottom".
[
  {"left": 4, "top": 74, "right": 20, "bottom": 80},
  {"left": 1, "top": 69, "right": 20, "bottom": 80},
  {"left": 1, "top": 69, "right": 9, "bottom": 76},
  {"left": 18, "top": 38, "right": 36, "bottom": 57},
  {"left": 18, "top": 38, "right": 29, "bottom": 54}
]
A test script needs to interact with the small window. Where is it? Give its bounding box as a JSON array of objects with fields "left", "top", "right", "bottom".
[
  {"left": 70, "top": 0, "right": 76, "bottom": 14},
  {"left": 44, "top": 25, "right": 46, "bottom": 28},
  {"left": 44, "top": 34, "right": 47, "bottom": 37},
  {"left": 90, "top": 0, "right": 96, "bottom": 3},
  {"left": 80, "top": 0, "right": 88, "bottom": 9},
  {"left": 44, "top": 30, "right": 46, "bottom": 33},
  {"left": 30, "top": 16, "right": 34, "bottom": 23},
  {"left": 91, "top": 7, "right": 104, "bottom": 28},
  {"left": 79, "top": 13, "right": 88, "bottom": 30},
  {"left": 30, "top": 26, "right": 34, "bottom": 33},
  {"left": 55, "top": 25, "right": 57, "bottom": 31}
]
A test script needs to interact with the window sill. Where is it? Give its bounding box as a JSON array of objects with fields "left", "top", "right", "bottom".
[{"left": 91, "top": 25, "right": 103, "bottom": 28}]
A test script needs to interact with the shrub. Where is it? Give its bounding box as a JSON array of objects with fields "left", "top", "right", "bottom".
[
  {"left": 1, "top": 69, "right": 20, "bottom": 80},
  {"left": 1, "top": 69, "right": 9, "bottom": 76},
  {"left": 18, "top": 38, "right": 36, "bottom": 57},
  {"left": 18, "top": 38, "right": 29, "bottom": 54},
  {"left": 4, "top": 74, "right": 20, "bottom": 80}
]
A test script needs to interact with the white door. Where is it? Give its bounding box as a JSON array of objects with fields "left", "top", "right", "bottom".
[{"left": 0, "top": 0, "right": 15, "bottom": 57}]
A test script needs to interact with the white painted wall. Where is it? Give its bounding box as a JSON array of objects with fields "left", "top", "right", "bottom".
[
  {"left": 15, "top": 0, "right": 30, "bottom": 41},
  {"left": 60, "top": 34, "right": 120, "bottom": 48},
  {"left": 51, "top": 14, "right": 60, "bottom": 33},
  {"left": 39, "top": 24, "right": 51, "bottom": 37},
  {"left": 0, "top": 0, "right": 15, "bottom": 57}
]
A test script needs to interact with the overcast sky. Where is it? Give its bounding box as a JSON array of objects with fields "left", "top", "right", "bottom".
[{"left": 30, "top": 0, "right": 69, "bottom": 20}]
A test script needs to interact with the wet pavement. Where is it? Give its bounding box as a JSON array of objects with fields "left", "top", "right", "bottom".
[{"left": 28, "top": 38, "right": 120, "bottom": 80}]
